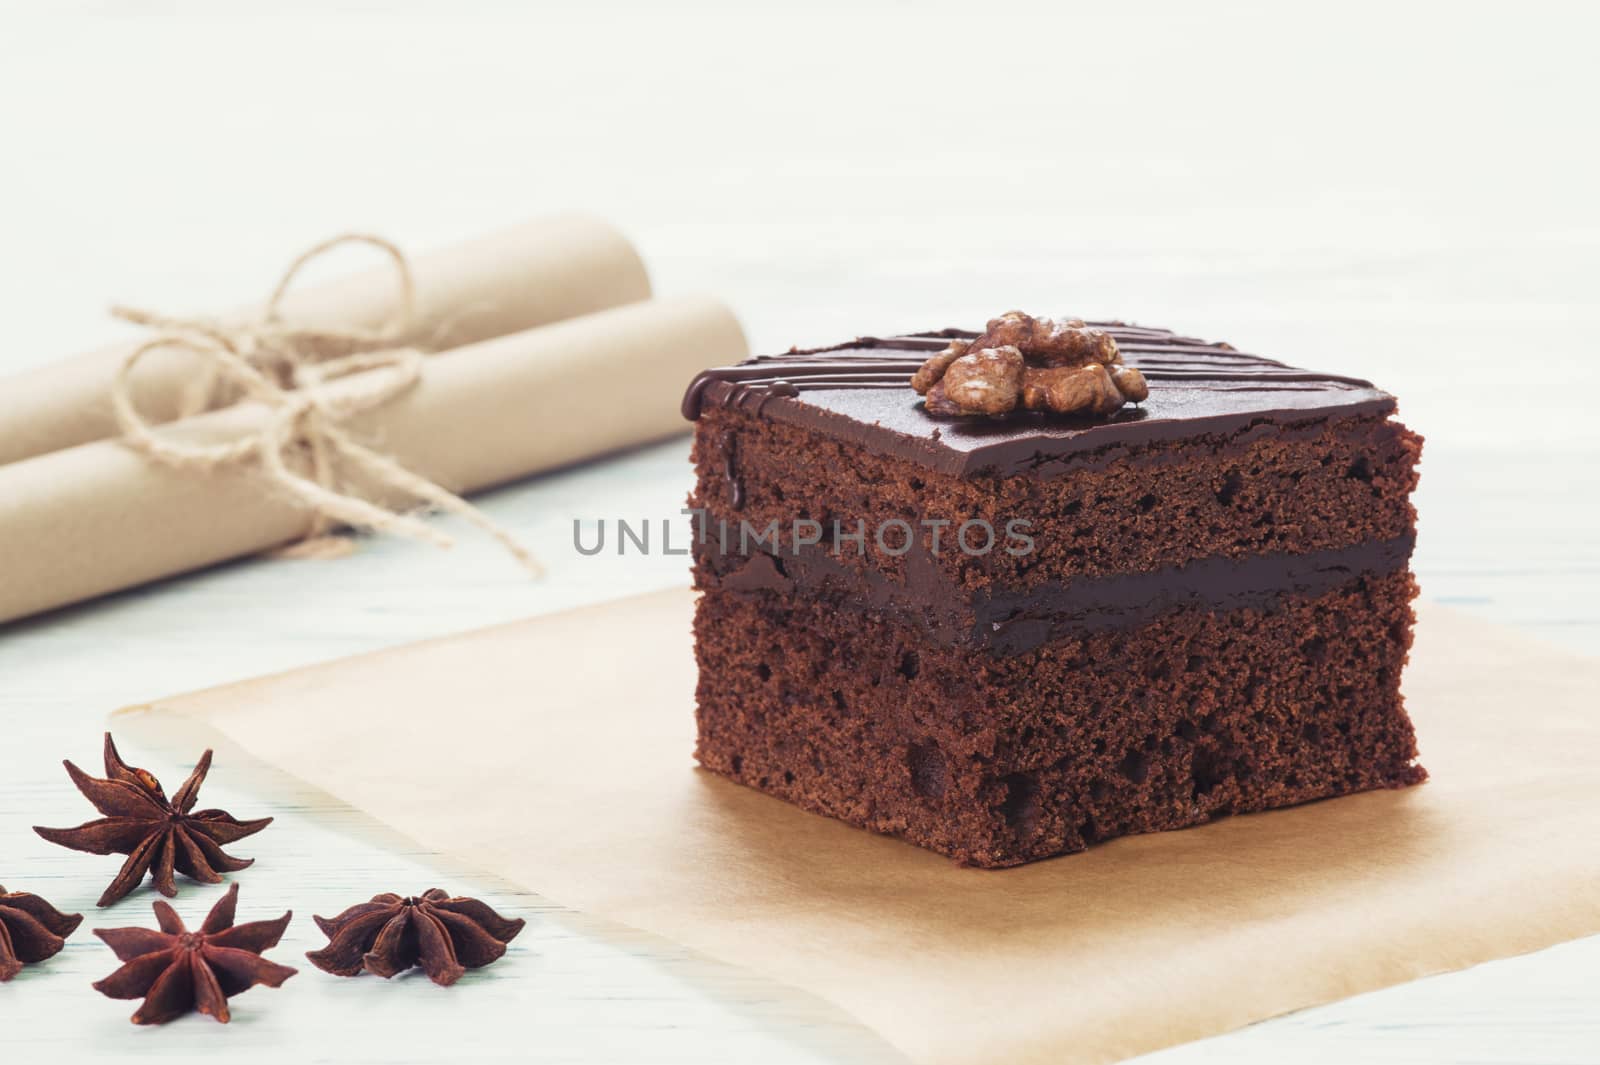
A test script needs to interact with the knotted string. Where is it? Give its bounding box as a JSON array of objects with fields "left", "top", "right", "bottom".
[{"left": 108, "top": 234, "right": 543, "bottom": 576}]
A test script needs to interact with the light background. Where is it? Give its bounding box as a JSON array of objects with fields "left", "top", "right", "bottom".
[{"left": 1, "top": 2, "right": 1597, "bottom": 1062}]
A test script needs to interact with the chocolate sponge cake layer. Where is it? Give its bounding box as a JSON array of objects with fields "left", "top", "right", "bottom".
[
  {"left": 694, "top": 570, "right": 1423, "bottom": 868},
  {"left": 683, "top": 322, "right": 1426, "bottom": 866},
  {"left": 691, "top": 405, "right": 1421, "bottom": 614}
]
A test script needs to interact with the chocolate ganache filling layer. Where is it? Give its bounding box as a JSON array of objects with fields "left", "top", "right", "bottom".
[
  {"left": 683, "top": 326, "right": 1396, "bottom": 479},
  {"left": 700, "top": 535, "right": 1416, "bottom": 656}
]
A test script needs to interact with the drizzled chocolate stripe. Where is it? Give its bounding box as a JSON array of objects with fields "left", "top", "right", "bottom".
[{"left": 683, "top": 325, "right": 1377, "bottom": 419}]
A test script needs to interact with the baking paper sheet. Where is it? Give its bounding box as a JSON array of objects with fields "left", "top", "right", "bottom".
[{"left": 129, "top": 592, "right": 1600, "bottom": 1065}]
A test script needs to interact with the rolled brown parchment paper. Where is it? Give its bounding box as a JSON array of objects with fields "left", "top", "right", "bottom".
[
  {"left": 0, "top": 214, "right": 652, "bottom": 466},
  {"left": 0, "top": 296, "right": 745, "bottom": 625}
]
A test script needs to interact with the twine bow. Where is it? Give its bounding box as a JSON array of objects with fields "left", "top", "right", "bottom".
[{"left": 109, "top": 234, "right": 542, "bottom": 575}]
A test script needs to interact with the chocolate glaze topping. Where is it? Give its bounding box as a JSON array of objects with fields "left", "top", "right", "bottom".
[{"left": 683, "top": 324, "right": 1396, "bottom": 478}]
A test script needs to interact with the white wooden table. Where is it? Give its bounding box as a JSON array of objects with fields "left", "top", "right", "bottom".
[{"left": 3, "top": 2, "right": 1598, "bottom": 1061}]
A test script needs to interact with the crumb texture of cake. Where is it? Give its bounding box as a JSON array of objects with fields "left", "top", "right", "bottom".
[
  {"left": 692, "top": 404, "right": 1421, "bottom": 594},
  {"left": 694, "top": 571, "right": 1422, "bottom": 867},
  {"left": 684, "top": 320, "right": 1427, "bottom": 867}
]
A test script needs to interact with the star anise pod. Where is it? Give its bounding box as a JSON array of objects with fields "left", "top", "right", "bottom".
[
  {"left": 0, "top": 885, "right": 83, "bottom": 981},
  {"left": 92, "top": 883, "right": 295, "bottom": 1024},
  {"left": 34, "top": 734, "right": 273, "bottom": 907},
  {"left": 306, "top": 889, "right": 525, "bottom": 986}
]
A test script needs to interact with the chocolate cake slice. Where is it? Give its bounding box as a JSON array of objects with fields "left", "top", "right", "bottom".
[{"left": 683, "top": 316, "right": 1425, "bottom": 868}]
